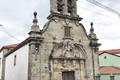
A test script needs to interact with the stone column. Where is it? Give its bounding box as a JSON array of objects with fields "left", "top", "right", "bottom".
[
  {"left": 80, "top": 60, "right": 85, "bottom": 80},
  {"left": 28, "top": 41, "right": 41, "bottom": 80},
  {"left": 72, "top": 0, "right": 77, "bottom": 17},
  {"left": 62, "top": 0, "right": 68, "bottom": 15}
]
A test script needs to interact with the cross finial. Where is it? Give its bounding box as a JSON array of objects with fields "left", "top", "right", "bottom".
[
  {"left": 34, "top": 11, "right": 37, "bottom": 19},
  {"left": 91, "top": 22, "right": 93, "bottom": 27},
  {"left": 33, "top": 11, "right": 38, "bottom": 23}
]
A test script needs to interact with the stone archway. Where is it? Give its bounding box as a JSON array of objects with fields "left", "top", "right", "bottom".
[{"left": 48, "top": 41, "right": 88, "bottom": 80}]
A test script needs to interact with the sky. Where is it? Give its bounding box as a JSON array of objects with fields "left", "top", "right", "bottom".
[{"left": 0, "top": 0, "right": 120, "bottom": 50}]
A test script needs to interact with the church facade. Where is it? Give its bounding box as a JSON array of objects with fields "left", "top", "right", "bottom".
[{"left": 0, "top": 0, "right": 101, "bottom": 80}]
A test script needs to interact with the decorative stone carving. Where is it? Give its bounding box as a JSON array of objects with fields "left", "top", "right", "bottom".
[
  {"left": 65, "top": 19, "right": 70, "bottom": 25},
  {"left": 72, "top": 60, "right": 76, "bottom": 67},
  {"left": 51, "top": 17, "right": 60, "bottom": 23},
  {"left": 62, "top": 60, "right": 67, "bottom": 67},
  {"left": 51, "top": 40, "right": 87, "bottom": 60},
  {"left": 49, "top": 40, "right": 91, "bottom": 80},
  {"left": 54, "top": 19, "right": 59, "bottom": 23},
  {"left": 75, "top": 21, "right": 80, "bottom": 26},
  {"left": 63, "top": 40, "right": 74, "bottom": 52},
  {"left": 32, "top": 43, "right": 40, "bottom": 61},
  {"left": 52, "top": 42, "right": 63, "bottom": 49}
]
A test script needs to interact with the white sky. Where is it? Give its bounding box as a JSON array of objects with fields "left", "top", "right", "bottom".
[{"left": 0, "top": 0, "right": 120, "bottom": 50}]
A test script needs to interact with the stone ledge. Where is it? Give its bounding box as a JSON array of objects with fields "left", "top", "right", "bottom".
[{"left": 47, "top": 13, "right": 82, "bottom": 21}]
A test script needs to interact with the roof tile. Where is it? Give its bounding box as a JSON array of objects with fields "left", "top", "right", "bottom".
[
  {"left": 98, "top": 49, "right": 120, "bottom": 54},
  {"left": 3, "top": 44, "right": 18, "bottom": 49},
  {"left": 99, "top": 66, "right": 120, "bottom": 74}
]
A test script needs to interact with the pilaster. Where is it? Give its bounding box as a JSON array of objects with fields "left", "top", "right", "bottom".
[
  {"left": 28, "top": 12, "right": 44, "bottom": 80},
  {"left": 50, "top": 0, "right": 58, "bottom": 13},
  {"left": 62, "top": 0, "right": 67, "bottom": 15}
]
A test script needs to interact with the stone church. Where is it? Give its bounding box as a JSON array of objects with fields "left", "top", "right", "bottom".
[{"left": 0, "top": 0, "right": 101, "bottom": 80}]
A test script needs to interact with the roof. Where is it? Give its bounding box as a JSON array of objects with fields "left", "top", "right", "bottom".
[
  {"left": 2, "top": 44, "right": 18, "bottom": 49},
  {"left": 4, "top": 37, "right": 44, "bottom": 57},
  {"left": 99, "top": 66, "right": 120, "bottom": 74},
  {"left": 0, "top": 44, "right": 18, "bottom": 52},
  {"left": 98, "top": 49, "right": 120, "bottom": 54}
]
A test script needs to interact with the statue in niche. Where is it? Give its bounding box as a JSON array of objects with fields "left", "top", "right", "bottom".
[
  {"left": 63, "top": 41, "right": 73, "bottom": 52},
  {"left": 63, "top": 41, "right": 74, "bottom": 58},
  {"left": 57, "top": 0, "right": 63, "bottom": 13}
]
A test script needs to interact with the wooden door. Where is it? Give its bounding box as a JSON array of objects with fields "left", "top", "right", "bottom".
[{"left": 62, "top": 71, "right": 75, "bottom": 80}]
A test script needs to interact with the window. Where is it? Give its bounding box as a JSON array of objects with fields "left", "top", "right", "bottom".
[
  {"left": 62, "top": 71, "right": 75, "bottom": 80},
  {"left": 14, "top": 55, "right": 16, "bottom": 66},
  {"left": 64, "top": 26, "right": 71, "bottom": 37},
  {"left": 104, "top": 56, "right": 107, "bottom": 59}
]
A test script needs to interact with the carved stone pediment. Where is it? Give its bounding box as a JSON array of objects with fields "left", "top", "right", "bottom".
[{"left": 50, "top": 40, "right": 87, "bottom": 60}]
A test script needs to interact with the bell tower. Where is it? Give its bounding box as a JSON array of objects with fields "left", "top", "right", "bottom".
[{"left": 49, "top": 0, "right": 80, "bottom": 20}]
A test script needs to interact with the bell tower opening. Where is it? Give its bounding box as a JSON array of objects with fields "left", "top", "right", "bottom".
[
  {"left": 57, "top": 0, "right": 63, "bottom": 13},
  {"left": 49, "top": 0, "right": 78, "bottom": 18},
  {"left": 67, "top": 0, "right": 73, "bottom": 15}
]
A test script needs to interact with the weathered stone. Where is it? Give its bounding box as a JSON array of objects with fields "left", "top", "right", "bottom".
[{"left": 28, "top": 1, "right": 100, "bottom": 80}]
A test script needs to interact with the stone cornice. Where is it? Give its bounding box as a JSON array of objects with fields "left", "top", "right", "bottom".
[{"left": 47, "top": 13, "right": 82, "bottom": 21}]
